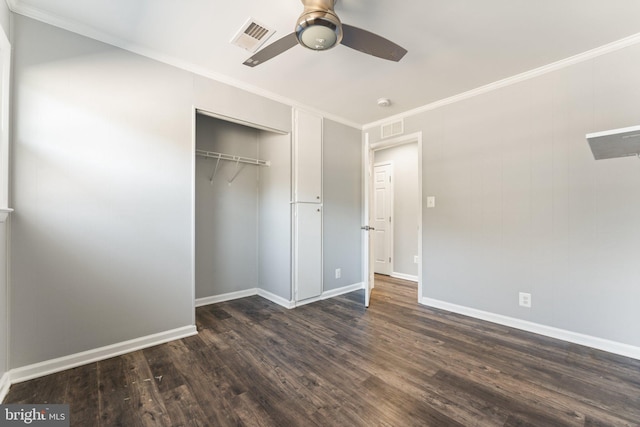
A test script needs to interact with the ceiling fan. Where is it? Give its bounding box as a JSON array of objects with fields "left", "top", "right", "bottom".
[{"left": 243, "top": 0, "right": 407, "bottom": 67}]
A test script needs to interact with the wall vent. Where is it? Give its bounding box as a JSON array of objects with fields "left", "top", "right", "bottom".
[
  {"left": 381, "top": 119, "right": 404, "bottom": 139},
  {"left": 230, "top": 17, "right": 276, "bottom": 52},
  {"left": 586, "top": 125, "right": 640, "bottom": 160}
]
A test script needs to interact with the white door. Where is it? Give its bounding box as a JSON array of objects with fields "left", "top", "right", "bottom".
[
  {"left": 295, "top": 203, "right": 323, "bottom": 301},
  {"left": 294, "top": 109, "right": 322, "bottom": 203},
  {"left": 373, "top": 163, "right": 393, "bottom": 275}
]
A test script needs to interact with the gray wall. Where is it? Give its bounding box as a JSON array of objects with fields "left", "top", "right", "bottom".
[
  {"left": 11, "top": 15, "right": 194, "bottom": 367},
  {"left": 258, "top": 131, "right": 292, "bottom": 300},
  {"left": 195, "top": 115, "right": 292, "bottom": 301},
  {"left": 195, "top": 116, "right": 260, "bottom": 298},
  {"left": 323, "top": 119, "right": 363, "bottom": 292},
  {"left": 368, "top": 43, "right": 640, "bottom": 348},
  {"left": 9, "top": 15, "right": 293, "bottom": 368},
  {"left": 375, "top": 143, "right": 419, "bottom": 278}
]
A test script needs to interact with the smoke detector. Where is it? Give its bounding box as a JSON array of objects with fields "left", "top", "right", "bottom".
[{"left": 377, "top": 98, "right": 391, "bottom": 107}]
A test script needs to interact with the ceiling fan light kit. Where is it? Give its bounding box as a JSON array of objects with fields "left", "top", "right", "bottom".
[
  {"left": 296, "top": 11, "right": 343, "bottom": 50},
  {"left": 242, "top": 0, "right": 407, "bottom": 67}
]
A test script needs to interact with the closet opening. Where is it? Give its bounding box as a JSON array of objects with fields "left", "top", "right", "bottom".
[{"left": 194, "top": 110, "right": 292, "bottom": 309}]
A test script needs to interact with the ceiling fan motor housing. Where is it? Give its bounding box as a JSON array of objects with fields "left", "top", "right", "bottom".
[{"left": 296, "top": 0, "right": 343, "bottom": 50}]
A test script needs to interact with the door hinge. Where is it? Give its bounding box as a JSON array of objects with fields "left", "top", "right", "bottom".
[
  {"left": 389, "top": 257, "right": 392, "bottom": 263},
  {"left": 389, "top": 216, "right": 391, "bottom": 223}
]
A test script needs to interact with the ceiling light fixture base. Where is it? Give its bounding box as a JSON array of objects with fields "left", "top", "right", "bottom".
[{"left": 295, "top": 9, "right": 343, "bottom": 50}]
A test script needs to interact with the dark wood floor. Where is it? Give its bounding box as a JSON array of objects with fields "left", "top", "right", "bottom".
[{"left": 5, "top": 275, "right": 640, "bottom": 426}]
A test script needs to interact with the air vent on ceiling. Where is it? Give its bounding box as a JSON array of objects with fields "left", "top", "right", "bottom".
[
  {"left": 586, "top": 125, "right": 640, "bottom": 160},
  {"left": 381, "top": 119, "right": 404, "bottom": 139},
  {"left": 230, "top": 17, "right": 276, "bottom": 52}
]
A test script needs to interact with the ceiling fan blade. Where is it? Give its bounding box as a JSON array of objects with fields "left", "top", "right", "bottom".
[
  {"left": 243, "top": 32, "right": 299, "bottom": 67},
  {"left": 341, "top": 24, "right": 407, "bottom": 62}
]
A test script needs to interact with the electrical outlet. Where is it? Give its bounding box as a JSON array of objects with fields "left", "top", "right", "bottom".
[
  {"left": 414, "top": 255, "right": 419, "bottom": 264},
  {"left": 335, "top": 268, "right": 341, "bottom": 279},
  {"left": 519, "top": 292, "right": 532, "bottom": 308}
]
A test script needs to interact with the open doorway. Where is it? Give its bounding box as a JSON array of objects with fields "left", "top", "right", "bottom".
[{"left": 363, "top": 132, "right": 423, "bottom": 307}]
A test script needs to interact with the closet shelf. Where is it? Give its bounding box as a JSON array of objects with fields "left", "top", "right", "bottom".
[{"left": 196, "top": 150, "right": 271, "bottom": 167}]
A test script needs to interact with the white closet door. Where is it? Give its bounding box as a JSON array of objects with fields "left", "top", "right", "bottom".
[
  {"left": 294, "top": 109, "right": 322, "bottom": 203},
  {"left": 295, "top": 203, "right": 322, "bottom": 301}
]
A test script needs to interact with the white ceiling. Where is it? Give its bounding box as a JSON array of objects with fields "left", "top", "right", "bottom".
[{"left": 8, "top": 0, "right": 640, "bottom": 127}]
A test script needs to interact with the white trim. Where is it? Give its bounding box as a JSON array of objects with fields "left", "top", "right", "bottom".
[
  {"left": 0, "top": 371, "right": 10, "bottom": 403},
  {"left": 257, "top": 289, "right": 296, "bottom": 309},
  {"left": 197, "top": 109, "right": 288, "bottom": 135},
  {"left": 0, "top": 208, "right": 12, "bottom": 223},
  {"left": 0, "top": 24, "right": 10, "bottom": 209},
  {"left": 364, "top": 31, "right": 640, "bottom": 130},
  {"left": 294, "top": 296, "right": 322, "bottom": 307},
  {"left": 195, "top": 289, "right": 259, "bottom": 308},
  {"left": 7, "top": 2, "right": 361, "bottom": 131},
  {"left": 9, "top": 325, "right": 197, "bottom": 384},
  {"left": 193, "top": 282, "right": 364, "bottom": 310},
  {"left": 391, "top": 272, "right": 418, "bottom": 282},
  {"left": 422, "top": 298, "right": 640, "bottom": 361},
  {"left": 190, "top": 107, "right": 197, "bottom": 327},
  {"left": 362, "top": 133, "right": 373, "bottom": 307},
  {"left": 321, "top": 282, "right": 365, "bottom": 300},
  {"left": 266, "top": 283, "right": 364, "bottom": 309}
]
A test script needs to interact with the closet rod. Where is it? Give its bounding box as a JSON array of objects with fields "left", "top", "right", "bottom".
[{"left": 195, "top": 150, "right": 271, "bottom": 167}]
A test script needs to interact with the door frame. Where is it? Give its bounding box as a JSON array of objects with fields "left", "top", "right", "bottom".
[{"left": 362, "top": 131, "right": 423, "bottom": 305}]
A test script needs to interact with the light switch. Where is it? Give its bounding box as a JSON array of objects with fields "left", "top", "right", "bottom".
[{"left": 427, "top": 196, "right": 436, "bottom": 208}]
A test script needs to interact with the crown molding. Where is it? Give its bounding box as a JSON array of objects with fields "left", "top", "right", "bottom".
[
  {"left": 364, "top": 31, "right": 640, "bottom": 130},
  {"left": 7, "top": 1, "right": 363, "bottom": 130},
  {"left": 5, "top": 0, "right": 18, "bottom": 11}
]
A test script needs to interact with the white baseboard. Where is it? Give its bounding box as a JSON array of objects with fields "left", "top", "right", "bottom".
[
  {"left": 422, "top": 297, "right": 640, "bottom": 361},
  {"left": 257, "top": 289, "right": 295, "bottom": 309},
  {"left": 0, "top": 371, "right": 10, "bottom": 403},
  {"left": 195, "top": 289, "right": 258, "bottom": 307},
  {"left": 322, "top": 282, "right": 365, "bottom": 299},
  {"left": 295, "top": 282, "right": 365, "bottom": 307},
  {"left": 391, "top": 273, "right": 419, "bottom": 282},
  {"left": 194, "top": 283, "right": 364, "bottom": 311},
  {"left": 196, "top": 288, "right": 295, "bottom": 310},
  {"left": 294, "top": 296, "right": 322, "bottom": 307},
  {"left": 10, "top": 325, "right": 198, "bottom": 385}
]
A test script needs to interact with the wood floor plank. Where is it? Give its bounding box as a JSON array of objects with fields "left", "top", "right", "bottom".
[
  {"left": 65, "top": 363, "right": 100, "bottom": 426},
  {"left": 119, "top": 351, "right": 171, "bottom": 427},
  {"left": 3, "top": 369, "right": 70, "bottom": 405},
  {"left": 161, "top": 385, "right": 208, "bottom": 427},
  {"left": 97, "top": 355, "right": 141, "bottom": 427},
  {"left": 4, "top": 274, "right": 640, "bottom": 426}
]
